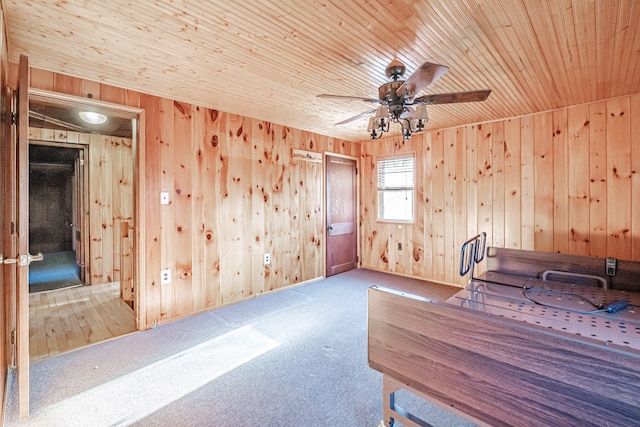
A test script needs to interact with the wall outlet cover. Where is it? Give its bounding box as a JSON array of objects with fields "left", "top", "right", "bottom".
[{"left": 161, "top": 269, "right": 171, "bottom": 285}]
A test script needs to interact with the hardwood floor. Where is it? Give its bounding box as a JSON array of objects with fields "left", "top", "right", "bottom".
[{"left": 29, "top": 282, "right": 136, "bottom": 362}]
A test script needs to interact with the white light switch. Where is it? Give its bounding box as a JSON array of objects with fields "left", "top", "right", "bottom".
[{"left": 160, "top": 192, "right": 170, "bottom": 205}]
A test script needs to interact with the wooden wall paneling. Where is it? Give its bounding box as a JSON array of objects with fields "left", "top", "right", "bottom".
[
  {"left": 378, "top": 139, "right": 394, "bottom": 272},
  {"left": 53, "top": 73, "right": 81, "bottom": 96},
  {"left": 221, "top": 113, "right": 245, "bottom": 300},
  {"left": 173, "top": 101, "right": 194, "bottom": 316},
  {"left": 552, "top": 108, "right": 569, "bottom": 253},
  {"left": 491, "top": 121, "right": 505, "bottom": 248},
  {"left": 370, "top": 140, "right": 389, "bottom": 272},
  {"left": 504, "top": 118, "right": 521, "bottom": 250},
  {"left": 520, "top": 116, "right": 535, "bottom": 250},
  {"left": 476, "top": 123, "right": 493, "bottom": 246},
  {"left": 81, "top": 79, "right": 100, "bottom": 100},
  {"left": 442, "top": 129, "right": 455, "bottom": 283},
  {"left": 287, "top": 128, "right": 301, "bottom": 284},
  {"left": 89, "top": 134, "right": 104, "bottom": 285},
  {"left": 299, "top": 135, "right": 317, "bottom": 280},
  {"left": 632, "top": 94, "right": 640, "bottom": 259},
  {"left": 124, "top": 89, "right": 141, "bottom": 110},
  {"left": 262, "top": 122, "right": 276, "bottom": 291},
  {"left": 310, "top": 143, "right": 322, "bottom": 278},
  {"left": 139, "top": 93, "right": 162, "bottom": 326},
  {"left": 392, "top": 140, "right": 413, "bottom": 274},
  {"left": 295, "top": 136, "right": 310, "bottom": 282},
  {"left": 453, "top": 127, "right": 467, "bottom": 285},
  {"left": 28, "top": 127, "right": 42, "bottom": 140},
  {"left": 567, "top": 105, "right": 590, "bottom": 256},
  {"left": 465, "top": 125, "right": 478, "bottom": 240},
  {"left": 29, "top": 68, "right": 53, "bottom": 91},
  {"left": 117, "top": 136, "right": 134, "bottom": 282},
  {"left": 241, "top": 116, "right": 257, "bottom": 293},
  {"left": 203, "top": 108, "right": 221, "bottom": 307},
  {"left": 101, "top": 135, "right": 114, "bottom": 282},
  {"left": 431, "top": 130, "right": 445, "bottom": 281},
  {"left": 422, "top": 133, "right": 433, "bottom": 279},
  {"left": 589, "top": 101, "right": 607, "bottom": 257},
  {"left": 267, "top": 124, "right": 285, "bottom": 289},
  {"left": 533, "top": 112, "right": 554, "bottom": 252},
  {"left": 360, "top": 151, "right": 375, "bottom": 271},
  {"left": 606, "top": 97, "right": 632, "bottom": 259},
  {"left": 120, "top": 221, "right": 133, "bottom": 304},
  {"left": 412, "top": 134, "right": 426, "bottom": 278},
  {"left": 99, "top": 83, "right": 125, "bottom": 105},
  {"left": 280, "top": 128, "right": 294, "bottom": 286},
  {"left": 190, "top": 106, "right": 205, "bottom": 311},
  {"left": 158, "top": 97, "right": 175, "bottom": 319},
  {"left": 111, "top": 137, "right": 123, "bottom": 283},
  {"left": 250, "top": 120, "right": 266, "bottom": 296}
]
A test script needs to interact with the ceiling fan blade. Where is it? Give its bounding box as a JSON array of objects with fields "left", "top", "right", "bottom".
[
  {"left": 335, "top": 109, "right": 377, "bottom": 125},
  {"left": 317, "top": 94, "right": 381, "bottom": 104},
  {"left": 396, "top": 62, "right": 449, "bottom": 98},
  {"left": 413, "top": 89, "right": 492, "bottom": 105}
]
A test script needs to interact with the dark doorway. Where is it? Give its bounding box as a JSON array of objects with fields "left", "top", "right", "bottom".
[{"left": 28, "top": 144, "right": 82, "bottom": 293}]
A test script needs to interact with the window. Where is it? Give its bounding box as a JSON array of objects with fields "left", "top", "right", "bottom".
[{"left": 377, "top": 154, "right": 415, "bottom": 222}]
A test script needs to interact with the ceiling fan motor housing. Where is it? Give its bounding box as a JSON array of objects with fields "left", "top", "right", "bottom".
[
  {"left": 385, "top": 60, "right": 406, "bottom": 80},
  {"left": 378, "top": 81, "right": 406, "bottom": 119}
]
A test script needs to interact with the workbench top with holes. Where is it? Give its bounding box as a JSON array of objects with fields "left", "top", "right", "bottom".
[{"left": 448, "top": 271, "right": 640, "bottom": 352}]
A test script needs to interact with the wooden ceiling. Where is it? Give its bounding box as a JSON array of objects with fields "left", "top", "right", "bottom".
[{"left": 3, "top": 0, "right": 640, "bottom": 142}]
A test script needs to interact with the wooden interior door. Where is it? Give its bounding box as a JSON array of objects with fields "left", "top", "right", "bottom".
[
  {"left": 325, "top": 155, "right": 358, "bottom": 277},
  {"left": 15, "top": 54, "right": 31, "bottom": 418}
]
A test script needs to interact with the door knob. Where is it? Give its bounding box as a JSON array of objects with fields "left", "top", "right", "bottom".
[
  {"left": 3, "top": 253, "right": 44, "bottom": 266},
  {"left": 29, "top": 253, "right": 44, "bottom": 263}
]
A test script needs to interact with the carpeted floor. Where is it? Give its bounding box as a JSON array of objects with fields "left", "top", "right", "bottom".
[
  {"left": 5, "top": 268, "right": 476, "bottom": 427},
  {"left": 29, "top": 251, "right": 82, "bottom": 293}
]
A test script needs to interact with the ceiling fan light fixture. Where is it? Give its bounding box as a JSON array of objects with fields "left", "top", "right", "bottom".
[
  {"left": 410, "top": 104, "right": 429, "bottom": 132},
  {"left": 79, "top": 111, "right": 107, "bottom": 125},
  {"left": 369, "top": 105, "right": 390, "bottom": 134}
]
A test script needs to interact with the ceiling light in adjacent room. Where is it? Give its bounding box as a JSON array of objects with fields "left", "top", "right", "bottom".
[{"left": 79, "top": 111, "right": 107, "bottom": 124}]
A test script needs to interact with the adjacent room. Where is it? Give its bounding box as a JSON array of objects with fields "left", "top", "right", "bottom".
[{"left": 0, "top": 1, "right": 639, "bottom": 426}]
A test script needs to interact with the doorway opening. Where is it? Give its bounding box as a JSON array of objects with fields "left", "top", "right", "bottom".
[
  {"left": 27, "top": 89, "right": 140, "bottom": 361},
  {"left": 28, "top": 144, "right": 84, "bottom": 293}
]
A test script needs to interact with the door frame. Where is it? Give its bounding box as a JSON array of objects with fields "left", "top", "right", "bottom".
[
  {"left": 323, "top": 152, "right": 360, "bottom": 277},
  {"left": 27, "top": 87, "right": 146, "bottom": 328}
]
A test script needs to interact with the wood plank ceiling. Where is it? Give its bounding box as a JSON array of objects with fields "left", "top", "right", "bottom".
[{"left": 3, "top": 0, "right": 640, "bottom": 142}]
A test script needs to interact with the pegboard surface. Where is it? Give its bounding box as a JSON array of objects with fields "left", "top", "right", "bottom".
[{"left": 448, "top": 272, "right": 640, "bottom": 351}]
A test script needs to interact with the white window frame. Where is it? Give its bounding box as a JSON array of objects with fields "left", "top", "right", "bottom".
[{"left": 376, "top": 153, "right": 415, "bottom": 223}]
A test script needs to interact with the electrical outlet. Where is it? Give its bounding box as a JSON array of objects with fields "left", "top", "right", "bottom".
[
  {"left": 161, "top": 269, "right": 171, "bottom": 285},
  {"left": 264, "top": 253, "right": 271, "bottom": 265},
  {"left": 160, "top": 192, "right": 170, "bottom": 205},
  {"left": 605, "top": 257, "right": 617, "bottom": 276}
]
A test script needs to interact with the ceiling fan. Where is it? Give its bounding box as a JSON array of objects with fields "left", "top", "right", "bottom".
[{"left": 318, "top": 59, "right": 491, "bottom": 140}]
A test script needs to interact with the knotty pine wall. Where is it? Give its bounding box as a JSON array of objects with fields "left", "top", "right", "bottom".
[
  {"left": 361, "top": 93, "right": 640, "bottom": 286},
  {"left": 27, "top": 129, "right": 134, "bottom": 287},
  {"left": 23, "top": 66, "right": 359, "bottom": 327}
]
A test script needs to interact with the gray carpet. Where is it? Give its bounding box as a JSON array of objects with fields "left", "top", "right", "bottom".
[{"left": 4, "top": 268, "right": 476, "bottom": 427}]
